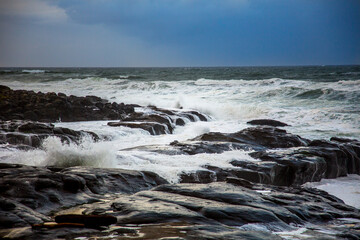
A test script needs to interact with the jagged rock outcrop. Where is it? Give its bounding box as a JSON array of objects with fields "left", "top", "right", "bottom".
[
  {"left": 108, "top": 106, "right": 210, "bottom": 135},
  {"left": 0, "top": 85, "right": 134, "bottom": 122},
  {"left": 0, "top": 120, "right": 98, "bottom": 148}
]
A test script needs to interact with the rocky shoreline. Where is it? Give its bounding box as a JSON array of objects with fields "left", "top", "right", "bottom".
[{"left": 1, "top": 86, "right": 360, "bottom": 239}]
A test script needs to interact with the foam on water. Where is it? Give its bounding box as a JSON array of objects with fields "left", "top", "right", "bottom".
[
  {"left": 304, "top": 174, "right": 360, "bottom": 209},
  {"left": 1, "top": 73, "right": 359, "bottom": 144},
  {"left": 115, "top": 149, "right": 256, "bottom": 183}
]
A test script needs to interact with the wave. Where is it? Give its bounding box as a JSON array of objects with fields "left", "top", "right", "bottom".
[
  {"left": 338, "top": 79, "right": 360, "bottom": 85},
  {"left": 115, "top": 149, "right": 255, "bottom": 183},
  {"left": 194, "top": 77, "right": 287, "bottom": 86},
  {"left": 5, "top": 136, "right": 117, "bottom": 168},
  {"left": 22, "top": 69, "right": 46, "bottom": 74},
  {"left": 119, "top": 75, "right": 143, "bottom": 79}
]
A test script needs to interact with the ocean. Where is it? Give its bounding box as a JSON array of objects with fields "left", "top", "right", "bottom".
[{"left": 1, "top": 65, "right": 360, "bottom": 206}]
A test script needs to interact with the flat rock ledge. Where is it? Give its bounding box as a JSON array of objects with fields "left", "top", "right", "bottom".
[
  {"left": 2, "top": 174, "right": 359, "bottom": 239},
  {"left": 0, "top": 85, "right": 135, "bottom": 122},
  {"left": 0, "top": 163, "right": 167, "bottom": 234}
]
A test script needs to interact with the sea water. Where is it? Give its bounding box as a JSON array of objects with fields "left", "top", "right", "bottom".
[{"left": 1, "top": 66, "right": 359, "bottom": 205}]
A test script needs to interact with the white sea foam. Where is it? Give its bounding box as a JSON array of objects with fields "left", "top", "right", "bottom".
[
  {"left": 338, "top": 79, "right": 360, "bottom": 85},
  {"left": 22, "top": 69, "right": 46, "bottom": 73},
  {"left": 2, "top": 74, "right": 359, "bottom": 141},
  {"left": 304, "top": 175, "right": 360, "bottom": 209},
  {"left": 115, "top": 149, "right": 256, "bottom": 183},
  {"left": 273, "top": 227, "right": 312, "bottom": 239}
]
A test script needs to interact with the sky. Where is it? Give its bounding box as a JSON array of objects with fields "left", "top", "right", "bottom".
[{"left": 0, "top": 0, "right": 359, "bottom": 67}]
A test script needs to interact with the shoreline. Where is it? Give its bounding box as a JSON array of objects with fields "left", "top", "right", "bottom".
[{"left": 1, "top": 86, "right": 360, "bottom": 239}]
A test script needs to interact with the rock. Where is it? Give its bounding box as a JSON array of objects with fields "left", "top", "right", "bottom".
[
  {"left": 0, "top": 120, "right": 98, "bottom": 148},
  {"left": 192, "top": 127, "right": 310, "bottom": 149},
  {"left": 247, "top": 119, "right": 290, "bottom": 127},
  {"left": 108, "top": 106, "right": 210, "bottom": 135},
  {"left": 179, "top": 140, "right": 360, "bottom": 186},
  {"left": 0, "top": 85, "right": 134, "bottom": 122},
  {"left": 108, "top": 122, "right": 169, "bottom": 135},
  {"left": 247, "top": 149, "right": 327, "bottom": 185}
]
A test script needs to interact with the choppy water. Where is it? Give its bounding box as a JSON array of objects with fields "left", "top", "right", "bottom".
[{"left": 1, "top": 66, "right": 359, "bottom": 186}]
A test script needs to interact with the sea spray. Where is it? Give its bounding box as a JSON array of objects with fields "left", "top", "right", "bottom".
[
  {"left": 115, "top": 149, "right": 257, "bottom": 183},
  {"left": 42, "top": 136, "right": 116, "bottom": 168},
  {"left": 0, "top": 135, "right": 117, "bottom": 168}
]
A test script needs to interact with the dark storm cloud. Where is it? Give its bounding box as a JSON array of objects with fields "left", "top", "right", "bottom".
[{"left": 0, "top": 0, "right": 359, "bottom": 67}]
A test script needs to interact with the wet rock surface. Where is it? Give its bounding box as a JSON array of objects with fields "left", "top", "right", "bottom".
[
  {"left": 108, "top": 106, "right": 210, "bottom": 135},
  {"left": 0, "top": 163, "right": 167, "bottom": 229},
  {"left": 2, "top": 172, "right": 359, "bottom": 239},
  {"left": 0, "top": 120, "right": 98, "bottom": 148},
  {"left": 191, "top": 126, "right": 310, "bottom": 149},
  {"left": 0, "top": 85, "right": 134, "bottom": 122},
  {"left": 247, "top": 119, "right": 290, "bottom": 127}
]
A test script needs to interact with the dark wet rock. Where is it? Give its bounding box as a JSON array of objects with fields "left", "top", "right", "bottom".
[
  {"left": 180, "top": 139, "right": 360, "bottom": 186},
  {"left": 245, "top": 138, "right": 360, "bottom": 185},
  {"left": 0, "top": 163, "right": 167, "bottom": 228},
  {"left": 108, "top": 106, "right": 210, "bottom": 135},
  {"left": 247, "top": 149, "right": 327, "bottom": 185},
  {"left": 0, "top": 197, "right": 50, "bottom": 228},
  {"left": 108, "top": 122, "right": 168, "bottom": 135},
  {"left": 0, "top": 85, "right": 134, "bottom": 122},
  {"left": 247, "top": 119, "right": 290, "bottom": 127},
  {"left": 180, "top": 170, "right": 217, "bottom": 183},
  {"left": 192, "top": 126, "right": 310, "bottom": 149},
  {"left": 0, "top": 120, "right": 98, "bottom": 148}
]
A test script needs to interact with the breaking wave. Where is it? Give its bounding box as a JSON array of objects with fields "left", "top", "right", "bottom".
[{"left": 22, "top": 69, "right": 46, "bottom": 74}]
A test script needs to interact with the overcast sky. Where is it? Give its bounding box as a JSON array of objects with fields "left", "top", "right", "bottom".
[{"left": 0, "top": 0, "right": 359, "bottom": 67}]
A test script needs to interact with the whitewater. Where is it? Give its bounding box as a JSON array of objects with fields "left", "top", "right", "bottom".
[{"left": 1, "top": 66, "right": 359, "bottom": 207}]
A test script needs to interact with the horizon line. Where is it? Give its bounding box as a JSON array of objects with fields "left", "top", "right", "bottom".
[{"left": 1, "top": 64, "right": 359, "bottom": 69}]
